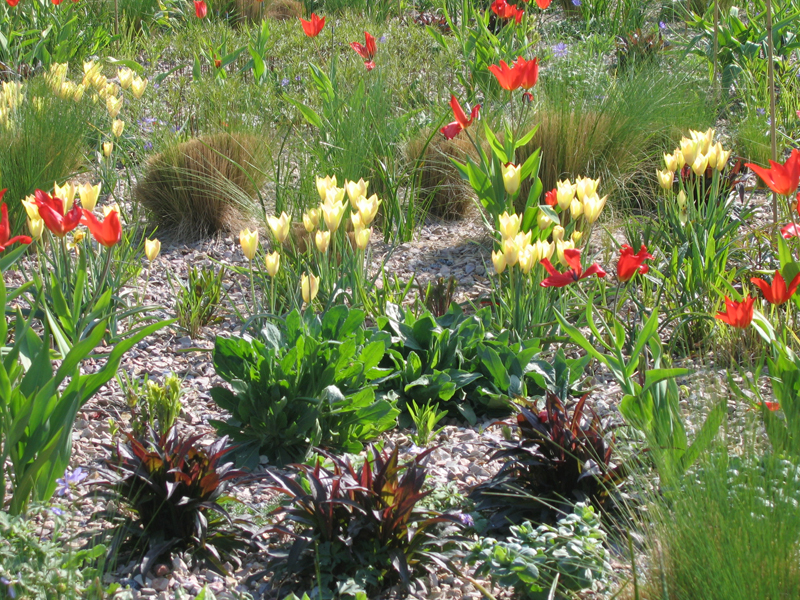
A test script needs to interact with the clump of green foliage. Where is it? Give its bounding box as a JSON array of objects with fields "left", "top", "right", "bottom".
[{"left": 174, "top": 265, "right": 226, "bottom": 338}]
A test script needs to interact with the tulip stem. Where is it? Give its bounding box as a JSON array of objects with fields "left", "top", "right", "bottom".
[
  {"left": 766, "top": 0, "right": 778, "bottom": 227},
  {"left": 88, "top": 245, "right": 113, "bottom": 312}
]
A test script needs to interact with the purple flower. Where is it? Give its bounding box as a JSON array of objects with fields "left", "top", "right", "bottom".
[
  {"left": 55, "top": 467, "right": 87, "bottom": 500},
  {"left": 281, "top": 78, "right": 290, "bottom": 87},
  {"left": 295, "top": 75, "right": 302, "bottom": 81},
  {"left": 50, "top": 506, "right": 65, "bottom": 516},
  {"left": 757, "top": 108, "right": 766, "bottom": 116},
  {"left": 572, "top": 0, "right": 581, "bottom": 5},
  {"left": 144, "top": 141, "right": 153, "bottom": 151},
  {"left": 1, "top": 577, "right": 15, "bottom": 599},
  {"left": 458, "top": 512, "right": 475, "bottom": 527},
  {"left": 659, "top": 21, "right": 666, "bottom": 30},
  {"left": 379, "top": 35, "right": 387, "bottom": 43},
  {"left": 553, "top": 42, "right": 568, "bottom": 58}
]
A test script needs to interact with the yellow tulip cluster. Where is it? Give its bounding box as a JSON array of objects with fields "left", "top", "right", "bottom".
[
  {"left": 491, "top": 211, "right": 555, "bottom": 275},
  {"left": 556, "top": 176, "right": 606, "bottom": 225},
  {"left": 306, "top": 175, "right": 379, "bottom": 252},
  {"left": 657, "top": 128, "right": 731, "bottom": 192},
  {"left": 0, "top": 81, "right": 24, "bottom": 129},
  {"left": 21, "top": 180, "right": 102, "bottom": 240}
]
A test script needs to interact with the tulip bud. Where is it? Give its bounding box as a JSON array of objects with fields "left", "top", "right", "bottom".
[
  {"left": 575, "top": 176, "right": 600, "bottom": 202},
  {"left": 106, "top": 95, "right": 122, "bottom": 118},
  {"left": 502, "top": 163, "right": 521, "bottom": 196},
  {"left": 706, "top": 142, "right": 718, "bottom": 169},
  {"left": 498, "top": 211, "right": 520, "bottom": 240},
  {"left": 103, "top": 141, "right": 114, "bottom": 157},
  {"left": 571, "top": 230, "right": 582, "bottom": 244},
  {"left": 145, "top": 238, "right": 161, "bottom": 261},
  {"left": 674, "top": 148, "right": 685, "bottom": 170},
  {"left": 356, "top": 194, "right": 380, "bottom": 225},
  {"left": 301, "top": 272, "right": 320, "bottom": 304},
  {"left": 265, "top": 251, "right": 280, "bottom": 277},
  {"left": 344, "top": 178, "right": 369, "bottom": 206},
  {"left": 112, "top": 119, "right": 125, "bottom": 138},
  {"left": 28, "top": 217, "right": 44, "bottom": 241},
  {"left": 656, "top": 169, "right": 673, "bottom": 191},
  {"left": 716, "top": 143, "right": 731, "bottom": 171},
  {"left": 664, "top": 152, "right": 678, "bottom": 172},
  {"left": 355, "top": 226, "right": 371, "bottom": 250},
  {"left": 78, "top": 182, "right": 101, "bottom": 212},
  {"left": 21, "top": 196, "right": 39, "bottom": 221},
  {"left": 239, "top": 228, "right": 259, "bottom": 260},
  {"left": 570, "top": 198, "right": 583, "bottom": 219},
  {"left": 556, "top": 179, "right": 575, "bottom": 210},
  {"left": 551, "top": 225, "right": 565, "bottom": 242},
  {"left": 54, "top": 181, "right": 77, "bottom": 213},
  {"left": 267, "top": 212, "right": 291, "bottom": 244},
  {"left": 316, "top": 175, "right": 337, "bottom": 200},
  {"left": 502, "top": 238, "right": 519, "bottom": 267},
  {"left": 315, "top": 230, "right": 330, "bottom": 253},
  {"left": 677, "top": 190, "right": 687, "bottom": 210},
  {"left": 691, "top": 152, "right": 709, "bottom": 176},
  {"left": 537, "top": 211, "right": 553, "bottom": 230},
  {"left": 131, "top": 76, "right": 148, "bottom": 99},
  {"left": 303, "top": 208, "right": 320, "bottom": 232},
  {"left": 118, "top": 67, "right": 134, "bottom": 89},
  {"left": 582, "top": 193, "right": 607, "bottom": 224},
  {"left": 491, "top": 250, "right": 507, "bottom": 274}
]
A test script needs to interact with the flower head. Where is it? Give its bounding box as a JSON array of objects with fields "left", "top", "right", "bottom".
[
  {"left": 300, "top": 13, "right": 325, "bottom": 37},
  {"left": 301, "top": 272, "right": 320, "bottom": 304},
  {"left": 145, "top": 238, "right": 161, "bottom": 261},
  {"left": 55, "top": 467, "right": 87, "bottom": 500},
  {"left": 316, "top": 174, "right": 338, "bottom": 200},
  {"left": 715, "top": 296, "right": 754, "bottom": 329},
  {"left": 556, "top": 179, "right": 576, "bottom": 210},
  {"left": 78, "top": 182, "right": 101, "bottom": 212},
  {"left": 118, "top": 67, "right": 134, "bottom": 89},
  {"left": 745, "top": 149, "right": 800, "bottom": 196},
  {"left": 321, "top": 198, "right": 347, "bottom": 233},
  {"left": 540, "top": 248, "right": 606, "bottom": 287},
  {"left": 351, "top": 32, "right": 377, "bottom": 70},
  {"left": 0, "top": 192, "right": 32, "bottom": 251},
  {"left": 441, "top": 95, "right": 480, "bottom": 140},
  {"left": 315, "top": 230, "right": 330, "bottom": 253},
  {"left": 194, "top": 0, "right": 207, "bottom": 18},
  {"left": 502, "top": 163, "right": 522, "bottom": 195},
  {"left": 498, "top": 211, "right": 520, "bottom": 240},
  {"left": 239, "top": 228, "right": 259, "bottom": 260},
  {"left": 750, "top": 270, "right": 800, "bottom": 305},
  {"left": 81, "top": 209, "right": 122, "bottom": 247},
  {"left": 356, "top": 194, "right": 381, "bottom": 225},
  {"left": 582, "top": 193, "right": 607, "bottom": 224},
  {"left": 492, "top": 250, "right": 507, "bottom": 274},
  {"left": 616, "top": 244, "right": 653, "bottom": 282},
  {"left": 267, "top": 211, "right": 291, "bottom": 244},
  {"left": 34, "top": 189, "right": 82, "bottom": 237},
  {"left": 265, "top": 251, "right": 280, "bottom": 277},
  {"left": 344, "top": 178, "right": 369, "bottom": 206},
  {"left": 303, "top": 208, "right": 320, "bottom": 232}
]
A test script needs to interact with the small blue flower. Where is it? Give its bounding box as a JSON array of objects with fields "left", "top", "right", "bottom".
[
  {"left": 295, "top": 75, "right": 302, "bottom": 81},
  {"left": 379, "top": 35, "right": 387, "bottom": 43},
  {"left": 144, "top": 141, "right": 153, "bottom": 151},
  {"left": 659, "top": 21, "right": 666, "bottom": 30},
  {"left": 1, "top": 576, "right": 16, "bottom": 599},
  {"left": 281, "top": 78, "right": 290, "bottom": 87},
  {"left": 553, "top": 42, "right": 569, "bottom": 58},
  {"left": 50, "top": 507, "right": 65, "bottom": 516},
  {"left": 55, "top": 467, "right": 87, "bottom": 500},
  {"left": 757, "top": 107, "right": 766, "bottom": 116},
  {"left": 458, "top": 513, "right": 475, "bottom": 527},
  {"left": 572, "top": 0, "right": 581, "bottom": 5}
]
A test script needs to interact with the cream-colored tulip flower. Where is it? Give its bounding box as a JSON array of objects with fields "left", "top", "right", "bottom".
[
  {"left": 498, "top": 211, "right": 520, "bottom": 240},
  {"left": 303, "top": 209, "right": 320, "bottom": 232},
  {"left": 582, "top": 193, "right": 607, "bottom": 224},
  {"left": 518, "top": 244, "right": 537, "bottom": 274},
  {"left": 355, "top": 226, "right": 371, "bottom": 250},
  {"left": 491, "top": 250, "right": 507, "bottom": 274},
  {"left": 131, "top": 76, "right": 148, "bottom": 99},
  {"left": 78, "top": 182, "right": 101, "bottom": 212},
  {"left": 502, "top": 163, "right": 521, "bottom": 195},
  {"left": 265, "top": 251, "right": 280, "bottom": 277},
  {"left": 267, "top": 212, "right": 291, "bottom": 244},
  {"left": 316, "top": 175, "right": 338, "bottom": 201},
  {"left": 556, "top": 179, "right": 576, "bottom": 210},
  {"left": 691, "top": 152, "right": 709, "bottom": 176},
  {"left": 502, "top": 238, "right": 519, "bottom": 267},
  {"left": 575, "top": 176, "right": 600, "bottom": 202},
  {"left": 537, "top": 211, "right": 553, "bottom": 230},
  {"left": 315, "top": 230, "right": 331, "bottom": 253},
  {"left": 301, "top": 272, "right": 320, "bottom": 304},
  {"left": 551, "top": 225, "right": 565, "bottom": 242},
  {"left": 28, "top": 217, "right": 44, "bottom": 241},
  {"left": 570, "top": 198, "right": 583, "bottom": 219},
  {"left": 345, "top": 178, "right": 369, "bottom": 206},
  {"left": 663, "top": 152, "right": 678, "bottom": 172},
  {"left": 118, "top": 67, "right": 134, "bottom": 90},
  {"left": 21, "top": 196, "right": 39, "bottom": 221},
  {"left": 321, "top": 199, "right": 347, "bottom": 233},
  {"left": 103, "top": 141, "right": 114, "bottom": 157},
  {"left": 112, "top": 119, "right": 125, "bottom": 138},
  {"left": 145, "top": 238, "right": 161, "bottom": 261},
  {"left": 106, "top": 95, "right": 122, "bottom": 118},
  {"left": 656, "top": 169, "right": 674, "bottom": 190},
  {"left": 54, "top": 181, "right": 77, "bottom": 213},
  {"left": 556, "top": 239, "right": 575, "bottom": 266},
  {"left": 356, "top": 194, "right": 380, "bottom": 225},
  {"left": 680, "top": 137, "right": 698, "bottom": 168},
  {"left": 239, "top": 228, "right": 259, "bottom": 260}
]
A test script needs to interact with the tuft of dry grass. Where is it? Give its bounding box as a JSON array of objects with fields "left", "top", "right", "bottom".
[
  {"left": 134, "top": 133, "right": 269, "bottom": 241},
  {"left": 405, "top": 132, "right": 477, "bottom": 221}
]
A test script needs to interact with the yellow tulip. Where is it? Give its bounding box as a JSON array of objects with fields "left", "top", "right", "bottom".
[
  {"left": 491, "top": 250, "right": 506, "bottom": 274},
  {"left": 518, "top": 244, "right": 536, "bottom": 274},
  {"left": 575, "top": 176, "right": 600, "bottom": 202},
  {"left": 112, "top": 119, "right": 125, "bottom": 138},
  {"left": 656, "top": 169, "right": 674, "bottom": 190},
  {"left": 537, "top": 211, "right": 553, "bottom": 230},
  {"left": 303, "top": 208, "right": 320, "bottom": 232},
  {"left": 514, "top": 230, "right": 532, "bottom": 249},
  {"left": 351, "top": 211, "right": 364, "bottom": 230},
  {"left": 239, "top": 228, "right": 259, "bottom": 260},
  {"left": 356, "top": 194, "right": 381, "bottom": 225},
  {"left": 556, "top": 239, "right": 575, "bottom": 266},
  {"left": 715, "top": 143, "right": 731, "bottom": 171},
  {"left": 315, "top": 230, "right": 330, "bottom": 253},
  {"left": 321, "top": 199, "right": 347, "bottom": 233},
  {"left": 502, "top": 163, "right": 521, "bottom": 195},
  {"left": 265, "top": 251, "right": 280, "bottom": 277},
  {"left": 680, "top": 137, "right": 697, "bottom": 168},
  {"left": 355, "top": 226, "right": 371, "bottom": 250},
  {"left": 344, "top": 178, "right": 369, "bottom": 206},
  {"left": 21, "top": 196, "right": 39, "bottom": 221},
  {"left": 106, "top": 95, "right": 122, "bottom": 118},
  {"left": 131, "top": 76, "right": 148, "bottom": 99},
  {"left": 145, "top": 238, "right": 161, "bottom": 261},
  {"left": 498, "top": 211, "right": 520, "bottom": 240},
  {"left": 103, "top": 141, "right": 114, "bottom": 157},
  {"left": 316, "top": 175, "right": 337, "bottom": 200},
  {"left": 103, "top": 203, "right": 120, "bottom": 217},
  {"left": 78, "top": 182, "right": 101, "bottom": 212},
  {"left": 706, "top": 142, "right": 718, "bottom": 169},
  {"left": 691, "top": 152, "right": 709, "bottom": 176},
  {"left": 552, "top": 225, "right": 565, "bottom": 241},
  {"left": 677, "top": 190, "right": 687, "bottom": 211},
  {"left": 570, "top": 198, "right": 583, "bottom": 219},
  {"left": 72, "top": 84, "right": 85, "bottom": 102},
  {"left": 301, "top": 272, "right": 320, "bottom": 304},
  {"left": 58, "top": 81, "right": 76, "bottom": 100},
  {"left": 663, "top": 152, "right": 678, "bottom": 173},
  {"left": 82, "top": 61, "right": 101, "bottom": 87},
  {"left": 48, "top": 63, "right": 68, "bottom": 91},
  {"left": 100, "top": 82, "right": 118, "bottom": 100},
  {"left": 54, "top": 181, "right": 77, "bottom": 213},
  {"left": 674, "top": 148, "right": 685, "bottom": 170},
  {"left": 267, "top": 212, "right": 291, "bottom": 244},
  {"left": 118, "top": 67, "right": 134, "bottom": 90},
  {"left": 324, "top": 186, "right": 346, "bottom": 207},
  {"left": 531, "top": 239, "right": 554, "bottom": 264},
  {"left": 27, "top": 217, "right": 44, "bottom": 241},
  {"left": 92, "top": 73, "right": 107, "bottom": 92},
  {"left": 556, "top": 179, "right": 576, "bottom": 210},
  {"left": 502, "top": 238, "right": 519, "bottom": 267},
  {"left": 571, "top": 230, "right": 582, "bottom": 244},
  {"left": 582, "top": 193, "right": 607, "bottom": 224}
]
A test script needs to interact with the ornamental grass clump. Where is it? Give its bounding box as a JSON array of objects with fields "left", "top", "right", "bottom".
[{"left": 134, "top": 133, "right": 269, "bottom": 241}]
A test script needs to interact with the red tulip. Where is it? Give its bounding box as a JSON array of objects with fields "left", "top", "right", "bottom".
[
  {"left": 488, "top": 56, "right": 539, "bottom": 91},
  {"left": 536, "top": 0, "right": 552, "bottom": 7},
  {"left": 34, "top": 189, "right": 82, "bottom": 237},
  {"left": 52, "top": 0, "right": 63, "bottom": 4},
  {"left": 715, "top": 295, "right": 754, "bottom": 329},
  {"left": 81, "top": 209, "right": 122, "bottom": 247},
  {"left": 350, "top": 32, "right": 377, "bottom": 71},
  {"left": 6, "top": 0, "right": 20, "bottom": 7},
  {"left": 750, "top": 270, "right": 800, "bottom": 305},
  {"left": 491, "top": 0, "right": 524, "bottom": 23},
  {"left": 544, "top": 188, "right": 557, "bottom": 206},
  {"left": 440, "top": 95, "right": 480, "bottom": 140},
  {"left": 760, "top": 401, "right": 781, "bottom": 411},
  {"left": 745, "top": 149, "right": 800, "bottom": 197},
  {"left": 781, "top": 223, "right": 800, "bottom": 239},
  {"left": 540, "top": 248, "right": 606, "bottom": 287},
  {"left": 617, "top": 244, "right": 654, "bottom": 282},
  {"left": 0, "top": 191, "right": 31, "bottom": 251},
  {"left": 194, "top": 0, "right": 207, "bottom": 18},
  {"left": 300, "top": 13, "right": 325, "bottom": 37},
  {"left": 516, "top": 56, "right": 538, "bottom": 89}
]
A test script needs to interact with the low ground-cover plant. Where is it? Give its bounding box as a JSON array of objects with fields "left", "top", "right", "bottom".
[
  {"left": 173, "top": 264, "right": 226, "bottom": 338},
  {"left": 265, "top": 446, "right": 463, "bottom": 598},
  {"left": 211, "top": 305, "right": 399, "bottom": 467},
  {"left": 470, "top": 502, "right": 611, "bottom": 600},
  {"left": 94, "top": 427, "right": 257, "bottom": 575},
  {"left": 471, "top": 392, "right": 626, "bottom": 531}
]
